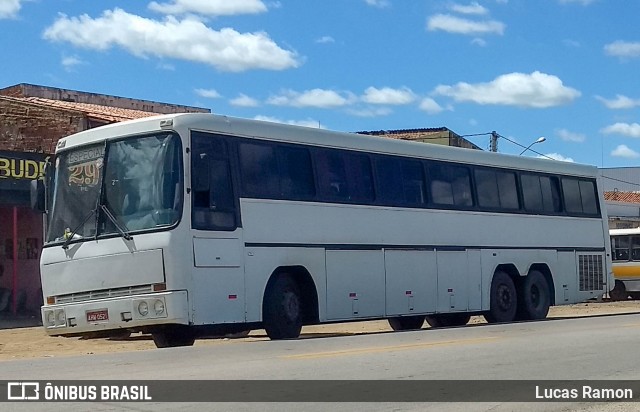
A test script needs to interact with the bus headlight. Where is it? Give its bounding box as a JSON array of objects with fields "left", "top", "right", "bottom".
[
  {"left": 55, "top": 309, "right": 66, "bottom": 326},
  {"left": 46, "top": 311, "right": 55, "bottom": 326},
  {"left": 154, "top": 299, "right": 165, "bottom": 316},
  {"left": 138, "top": 301, "right": 149, "bottom": 317}
]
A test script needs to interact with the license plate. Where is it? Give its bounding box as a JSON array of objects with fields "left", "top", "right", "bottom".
[{"left": 86, "top": 309, "right": 109, "bottom": 322}]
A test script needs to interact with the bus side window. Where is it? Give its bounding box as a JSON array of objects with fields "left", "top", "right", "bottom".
[
  {"left": 562, "top": 177, "right": 599, "bottom": 216},
  {"left": 612, "top": 236, "right": 630, "bottom": 261},
  {"left": 632, "top": 236, "right": 640, "bottom": 261},
  {"left": 521, "top": 174, "right": 561, "bottom": 214},
  {"left": 276, "top": 146, "right": 315, "bottom": 198},
  {"left": 427, "top": 163, "right": 472, "bottom": 207},
  {"left": 315, "top": 150, "right": 349, "bottom": 199},
  {"left": 191, "top": 133, "right": 237, "bottom": 231}
]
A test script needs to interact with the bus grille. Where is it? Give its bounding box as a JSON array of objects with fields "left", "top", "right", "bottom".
[
  {"left": 578, "top": 254, "right": 604, "bottom": 291},
  {"left": 55, "top": 285, "right": 154, "bottom": 304}
]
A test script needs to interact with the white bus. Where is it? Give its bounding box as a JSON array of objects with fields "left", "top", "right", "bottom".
[
  {"left": 609, "top": 228, "right": 640, "bottom": 300},
  {"left": 38, "top": 113, "right": 612, "bottom": 347}
]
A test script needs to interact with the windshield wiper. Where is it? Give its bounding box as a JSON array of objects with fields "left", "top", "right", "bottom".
[
  {"left": 100, "top": 203, "right": 133, "bottom": 241},
  {"left": 61, "top": 207, "right": 98, "bottom": 250}
]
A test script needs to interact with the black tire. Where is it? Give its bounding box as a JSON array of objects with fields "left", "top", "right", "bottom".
[
  {"left": 152, "top": 326, "right": 195, "bottom": 348},
  {"left": 609, "top": 280, "right": 628, "bottom": 301},
  {"left": 388, "top": 315, "right": 425, "bottom": 331},
  {"left": 628, "top": 292, "right": 640, "bottom": 300},
  {"left": 225, "top": 330, "right": 251, "bottom": 338},
  {"left": 517, "top": 270, "right": 551, "bottom": 320},
  {"left": 425, "top": 313, "right": 471, "bottom": 328},
  {"left": 263, "top": 274, "right": 302, "bottom": 340},
  {"left": 484, "top": 270, "right": 518, "bottom": 323}
]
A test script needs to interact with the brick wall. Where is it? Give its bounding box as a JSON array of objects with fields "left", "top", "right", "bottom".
[{"left": 0, "top": 97, "right": 85, "bottom": 153}]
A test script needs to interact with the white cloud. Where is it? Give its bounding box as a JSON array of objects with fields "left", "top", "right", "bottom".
[
  {"left": 418, "top": 98, "right": 445, "bottom": 114},
  {"left": 611, "top": 145, "right": 640, "bottom": 159},
  {"left": 254, "top": 115, "right": 323, "bottom": 128},
  {"left": 267, "top": 88, "right": 354, "bottom": 108},
  {"left": 364, "top": 0, "right": 391, "bottom": 9},
  {"left": 148, "top": 0, "right": 267, "bottom": 16},
  {"left": 596, "top": 94, "right": 640, "bottom": 109},
  {"left": 157, "top": 62, "right": 176, "bottom": 71},
  {"left": 0, "top": 0, "right": 21, "bottom": 19},
  {"left": 43, "top": 9, "right": 300, "bottom": 72},
  {"left": 61, "top": 55, "right": 85, "bottom": 72},
  {"left": 316, "top": 36, "right": 335, "bottom": 44},
  {"left": 559, "top": 0, "right": 595, "bottom": 5},
  {"left": 450, "top": 2, "right": 488, "bottom": 15},
  {"left": 604, "top": 41, "right": 640, "bottom": 58},
  {"left": 195, "top": 88, "right": 222, "bottom": 98},
  {"left": 540, "top": 153, "right": 575, "bottom": 162},
  {"left": 601, "top": 122, "right": 640, "bottom": 138},
  {"left": 563, "top": 39, "right": 581, "bottom": 48},
  {"left": 427, "top": 14, "right": 505, "bottom": 35},
  {"left": 556, "top": 128, "right": 585, "bottom": 143},
  {"left": 347, "top": 107, "right": 393, "bottom": 117},
  {"left": 361, "top": 87, "right": 416, "bottom": 105},
  {"left": 471, "top": 38, "right": 487, "bottom": 47},
  {"left": 433, "top": 71, "right": 580, "bottom": 108},
  {"left": 230, "top": 93, "right": 259, "bottom": 107}
]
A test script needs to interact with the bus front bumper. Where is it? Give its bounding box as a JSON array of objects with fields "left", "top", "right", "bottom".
[{"left": 41, "top": 291, "right": 189, "bottom": 336}]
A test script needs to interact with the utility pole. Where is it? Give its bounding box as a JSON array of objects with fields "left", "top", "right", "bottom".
[{"left": 490, "top": 131, "right": 498, "bottom": 153}]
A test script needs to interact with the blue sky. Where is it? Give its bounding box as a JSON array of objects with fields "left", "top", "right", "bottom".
[{"left": 1, "top": 0, "right": 639, "bottom": 167}]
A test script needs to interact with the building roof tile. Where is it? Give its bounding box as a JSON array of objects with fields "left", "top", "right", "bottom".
[
  {"left": 18, "top": 97, "right": 157, "bottom": 123},
  {"left": 604, "top": 191, "right": 640, "bottom": 204}
]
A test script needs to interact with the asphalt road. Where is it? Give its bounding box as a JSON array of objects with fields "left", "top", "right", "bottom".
[{"left": 3, "top": 313, "right": 640, "bottom": 411}]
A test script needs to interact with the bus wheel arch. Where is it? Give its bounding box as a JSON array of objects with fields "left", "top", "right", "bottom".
[
  {"left": 425, "top": 313, "right": 471, "bottom": 328},
  {"left": 388, "top": 315, "right": 425, "bottom": 331},
  {"left": 609, "top": 280, "right": 628, "bottom": 301},
  {"left": 484, "top": 267, "right": 518, "bottom": 323},
  {"left": 262, "top": 266, "right": 319, "bottom": 339},
  {"left": 517, "top": 267, "right": 552, "bottom": 320}
]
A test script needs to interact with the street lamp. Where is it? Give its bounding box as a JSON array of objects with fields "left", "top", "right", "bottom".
[{"left": 519, "top": 137, "right": 546, "bottom": 155}]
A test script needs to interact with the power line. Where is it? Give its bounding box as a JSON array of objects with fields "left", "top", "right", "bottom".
[{"left": 601, "top": 175, "right": 640, "bottom": 188}]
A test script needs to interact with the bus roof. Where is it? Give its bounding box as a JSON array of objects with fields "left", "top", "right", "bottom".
[
  {"left": 57, "top": 112, "right": 599, "bottom": 178},
  {"left": 610, "top": 228, "right": 640, "bottom": 236}
]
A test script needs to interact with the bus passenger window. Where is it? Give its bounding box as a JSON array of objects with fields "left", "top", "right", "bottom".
[
  {"left": 562, "top": 178, "right": 598, "bottom": 216},
  {"left": 316, "top": 150, "right": 349, "bottom": 199},
  {"left": 631, "top": 237, "right": 640, "bottom": 261},
  {"left": 239, "top": 143, "right": 278, "bottom": 197},
  {"left": 612, "top": 236, "right": 630, "bottom": 261},
  {"left": 276, "top": 146, "right": 315, "bottom": 198},
  {"left": 428, "top": 163, "right": 472, "bottom": 207}
]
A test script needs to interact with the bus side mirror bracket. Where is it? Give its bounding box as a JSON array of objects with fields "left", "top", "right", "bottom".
[{"left": 30, "top": 179, "right": 46, "bottom": 213}]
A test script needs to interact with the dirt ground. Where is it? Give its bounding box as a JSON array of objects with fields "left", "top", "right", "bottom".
[{"left": 1, "top": 300, "right": 639, "bottom": 362}]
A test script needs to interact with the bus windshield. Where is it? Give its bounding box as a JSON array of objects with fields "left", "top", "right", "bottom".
[{"left": 46, "top": 132, "right": 182, "bottom": 244}]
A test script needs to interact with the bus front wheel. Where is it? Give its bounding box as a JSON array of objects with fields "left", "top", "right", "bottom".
[
  {"left": 484, "top": 270, "right": 517, "bottom": 323},
  {"left": 518, "top": 270, "right": 550, "bottom": 320},
  {"left": 425, "top": 313, "right": 471, "bottom": 328},
  {"left": 609, "top": 280, "right": 628, "bottom": 301},
  {"left": 388, "top": 315, "right": 425, "bottom": 331},
  {"left": 152, "top": 326, "right": 195, "bottom": 348},
  {"left": 263, "top": 274, "right": 303, "bottom": 340}
]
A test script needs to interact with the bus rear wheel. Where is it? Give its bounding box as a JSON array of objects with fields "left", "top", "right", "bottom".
[
  {"left": 388, "top": 315, "right": 425, "bottom": 331},
  {"left": 152, "top": 326, "right": 195, "bottom": 348},
  {"left": 609, "top": 280, "right": 628, "bottom": 301},
  {"left": 517, "top": 270, "right": 550, "bottom": 320},
  {"left": 484, "top": 270, "right": 517, "bottom": 323},
  {"left": 425, "top": 313, "right": 471, "bottom": 328},
  {"left": 263, "top": 274, "right": 303, "bottom": 340}
]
